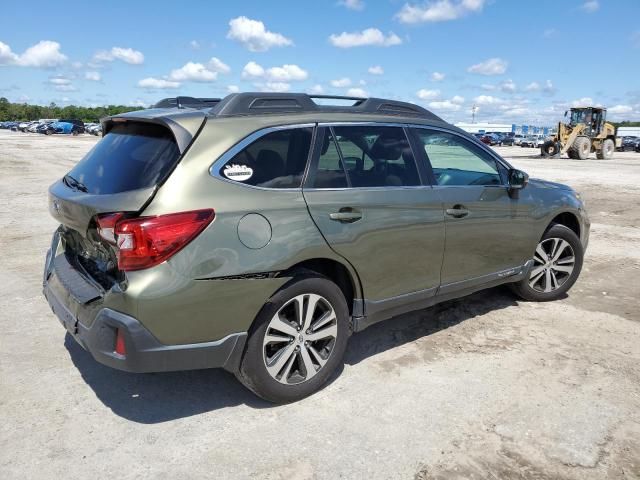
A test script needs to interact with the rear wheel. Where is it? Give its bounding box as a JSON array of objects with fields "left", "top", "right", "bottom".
[
  {"left": 569, "top": 136, "right": 591, "bottom": 160},
  {"left": 541, "top": 140, "right": 559, "bottom": 157},
  {"left": 510, "top": 224, "right": 583, "bottom": 302},
  {"left": 236, "top": 274, "right": 350, "bottom": 403},
  {"left": 596, "top": 139, "right": 614, "bottom": 159}
]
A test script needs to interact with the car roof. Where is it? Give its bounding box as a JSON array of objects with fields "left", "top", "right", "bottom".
[{"left": 104, "top": 92, "right": 467, "bottom": 152}]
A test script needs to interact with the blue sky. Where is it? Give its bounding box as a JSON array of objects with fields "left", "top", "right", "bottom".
[{"left": 1, "top": 0, "right": 639, "bottom": 124}]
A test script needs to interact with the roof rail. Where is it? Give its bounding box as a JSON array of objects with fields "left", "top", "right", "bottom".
[
  {"left": 153, "top": 96, "right": 221, "bottom": 110},
  {"left": 207, "top": 92, "right": 442, "bottom": 120}
]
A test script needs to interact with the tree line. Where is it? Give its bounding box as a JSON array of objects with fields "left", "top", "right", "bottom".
[{"left": 0, "top": 97, "right": 143, "bottom": 122}]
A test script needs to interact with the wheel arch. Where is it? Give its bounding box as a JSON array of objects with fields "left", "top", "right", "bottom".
[
  {"left": 278, "top": 257, "right": 362, "bottom": 316},
  {"left": 548, "top": 211, "right": 581, "bottom": 239}
]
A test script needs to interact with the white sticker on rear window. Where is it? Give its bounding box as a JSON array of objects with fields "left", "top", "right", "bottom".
[{"left": 223, "top": 164, "right": 253, "bottom": 182}]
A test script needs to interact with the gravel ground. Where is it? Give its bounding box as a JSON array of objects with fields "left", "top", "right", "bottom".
[{"left": 1, "top": 130, "right": 639, "bottom": 480}]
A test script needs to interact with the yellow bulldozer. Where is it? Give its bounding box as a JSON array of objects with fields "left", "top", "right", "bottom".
[{"left": 541, "top": 107, "right": 620, "bottom": 160}]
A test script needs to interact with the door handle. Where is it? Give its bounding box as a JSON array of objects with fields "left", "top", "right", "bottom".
[
  {"left": 445, "top": 205, "right": 470, "bottom": 218},
  {"left": 329, "top": 209, "right": 362, "bottom": 223}
]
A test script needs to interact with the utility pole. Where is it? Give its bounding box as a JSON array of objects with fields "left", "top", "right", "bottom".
[{"left": 471, "top": 104, "right": 477, "bottom": 124}]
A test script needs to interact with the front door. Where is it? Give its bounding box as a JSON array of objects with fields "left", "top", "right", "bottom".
[
  {"left": 410, "top": 128, "right": 533, "bottom": 289},
  {"left": 303, "top": 125, "right": 445, "bottom": 306}
]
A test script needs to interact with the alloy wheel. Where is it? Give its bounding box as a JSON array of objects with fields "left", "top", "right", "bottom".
[
  {"left": 262, "top": 294, "right": 338, "bottom": 385},
  {"left": 529, "top": 237, "right": 575, "bottom": 293}
]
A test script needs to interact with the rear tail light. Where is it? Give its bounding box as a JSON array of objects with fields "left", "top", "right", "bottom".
[
  {"left": 96, "top": 209, "right": 214, "bottom": 271},
  {"left": 115, "top": 328, "right": 126, "bottom": 356}
]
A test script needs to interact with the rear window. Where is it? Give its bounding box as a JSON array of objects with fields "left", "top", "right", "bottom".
[
  {"left": 220, "top": 127, "right": 313, "bottom": 188},
  {"left": 66, "top": 123, "right": 180, "bottom": 194}
]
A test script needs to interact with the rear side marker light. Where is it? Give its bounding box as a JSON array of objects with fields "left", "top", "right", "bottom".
[
  {"left": 115, "top": 328, "right": 126, "bottom": 356},
  {"left": 96, "top": 209, "right": 215, "bottom": 271}
]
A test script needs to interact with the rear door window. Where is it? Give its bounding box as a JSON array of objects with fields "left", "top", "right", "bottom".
[
  {"left": 220, "top": 127, "right": 313, "bottom": 188},
  {"left": 67, "top": 123, "right": 180, "bottom": 195},
  {"left": 330, "top": 125, "right": 420, "bottom": 187}
]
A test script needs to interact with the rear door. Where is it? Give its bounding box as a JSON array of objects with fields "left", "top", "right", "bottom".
[
  {"left": 303, "top": 124, "right": 445, "bottom": 307},
  {"left": 410, "top": 127, "right": 533, "bottom": 290}
]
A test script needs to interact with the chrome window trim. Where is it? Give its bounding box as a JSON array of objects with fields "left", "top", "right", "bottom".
[{"left": 208, "top": 123, "right": 316, "bottom": 192}]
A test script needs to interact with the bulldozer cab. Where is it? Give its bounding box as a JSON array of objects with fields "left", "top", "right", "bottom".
[{"left": 566, "top": 107, "right": 607, "bottom": 136}]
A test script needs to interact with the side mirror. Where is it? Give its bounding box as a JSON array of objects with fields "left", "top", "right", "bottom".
[{"left": 508, "top": 168, "right": 529, "bottom": 190}]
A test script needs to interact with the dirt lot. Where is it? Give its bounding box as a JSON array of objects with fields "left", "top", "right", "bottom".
[{"left": 1, "top": 130, "right": 639, "bottom": 479}]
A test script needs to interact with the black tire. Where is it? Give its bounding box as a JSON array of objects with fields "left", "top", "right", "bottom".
[
  {"left": 45, "top": 129, "right": 52, "bottom": 136},
  {"left": 510, "top": 224, "right": 584, "bottom": 302},
  {"left": 596, "top": 138, "right": 614, "bottom": 159},
  {"left": 541, "top": 140, "right": 559, "bottom": 157},
  {"left": 569, "top": 136, "right": 591, "bottom": 160},
  {"left": 236, "top": 274, "right": 350, "bottom": 403}
]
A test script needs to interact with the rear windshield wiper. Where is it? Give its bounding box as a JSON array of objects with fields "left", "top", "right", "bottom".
[{"left": 63, "top": 174, "right": 89, "bottom": 193}]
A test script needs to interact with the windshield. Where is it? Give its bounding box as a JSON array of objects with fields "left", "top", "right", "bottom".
[
  {"left": 570, "top": 109, "right": 591, "bottom": 126},
  {"left": 66, "top": 123, "right": 180, "bottom": 195}
]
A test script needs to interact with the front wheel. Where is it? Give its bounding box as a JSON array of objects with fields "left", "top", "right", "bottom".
[
  {"left": 510, "top": 224, "right": 584, "bottom": 302},
  {"left": 236, "top": 274, "right": 350, "bottom": 403},
  {"left": 596, "top": 139, "right": 614, "bottom": 159}
]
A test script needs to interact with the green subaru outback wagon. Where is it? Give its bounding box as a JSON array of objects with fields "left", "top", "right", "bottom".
[{"left": 43, "top": 93, "right": 589, "bottom": 402}]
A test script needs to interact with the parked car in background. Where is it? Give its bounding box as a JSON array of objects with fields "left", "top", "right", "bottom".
[
  {"left": 499, "top": 134, "right": 516, "bottom": 146},
  {"left": 42, "top": 119, "right": 85, "bottom": 135},
  {"left": 480, "top": 133, "right": 501, "bottom": 145},
  {"left": 520, "top": 135, "right": 538, "bottom": 147},
  {"left": 43, "top": 92, "right": 590, "bottom": 403},
  {"left": 618, "top": 136, "right": 640, "bottom": 152}
]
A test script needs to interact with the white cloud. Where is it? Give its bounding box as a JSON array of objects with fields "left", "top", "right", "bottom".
[
  {"left": 0, "top": 40, "right": 68, "bottom": 67},
  {"left": 581, "top": 1, "right": 599, "bottom": 13},
  {"left": 241, "top": 61, "right": 265, "bottom": 78},
  {"left": 481, "top": 83, "right": 496, "bottom": 91},
  {"left": 329, "top": 28, "right": 402, "bottom": 48},
  {"left": 467, "top": 57, "right": 508, "bottom": 75},
  {"left": 346, "top": 87, "right": 368, "bottom": 97},
  {"left": 85, "top": 71, "right": 101, "bottom": 81},
  {"left": 138, "top": 77, "right": 180, "bottom": 89},
  {"left": 338, "top": 0, "right": 365, "bottom": 10},
  {"left": 428, "top": 100, "right": 462, "bottom": 111},
  {"left": 368, "top": 65, "right": 384, "bottom": 75},
  {"left": 500, "top": 79, "right": 516, "bottom": 93},
  {"left": 474, "top": 95, "right": 505, "bottom": 105},
  {"left": 209, "top": 57, "right": 231, "bottom": 74},
  {"left": 227, "top": 16, "right": 293, "bottom": 52},
  {"left": 331, "top": 77, "right": 352, "bottom": 88},
  {"left": 93, "top": 47, "right": 144, "bottom": 65},
  {"left": 257, "top": 82, "right": 291, "bottom": 92},
  {"left": 189, "top": 40, "right": 201, "bottom": 50},
  {"left": 608, "top": 105, "right": 633, "bottom": 114},
  {"left": 451, "top": 95, "right": 465, "bottom": 104},
  {"left": 525, "top": 82, "right": 540, "bottom": 92},
  {"left": 48, "top": 76, "right": 71, "bottom": 86},
  {"left": 543, "top": 79, "right": 556, "bottom": 94},
  {"left": 416, "top": 88, "right": 440, "bottom": 100},
  {"left": 431, "top": 71, "right": 445, "bottom": 81},
  {"left": 227, "top": 85, "right": 240, "bottom": 93},
  {"left": 571, "top": 97, "right": 593, "bottom": 107},
  {"left": 54, "top": 84, "right": 77, "bottom": 92},
  {"left": 241, "top": 61, "right": 308, "bottom": 82},
  {"left": 308, "top": 84, "right": 325, "bottom": 94},
  {"left": 265, "top": 64, "right": 308, "bottom": 81},
  {"left": 169, "top": 62, "right": 218, "bottom": 82},
  {"left": 396, "top": 0, "right": 486, "bottom": 24},
  {"left": 129, "top": 99, "right": 148, "bottom": 107}
]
